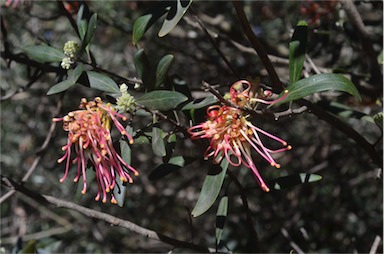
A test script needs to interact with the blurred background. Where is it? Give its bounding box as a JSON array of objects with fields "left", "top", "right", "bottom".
[{"left": 1, "top": 1, "right": 382, "bottom": 253}]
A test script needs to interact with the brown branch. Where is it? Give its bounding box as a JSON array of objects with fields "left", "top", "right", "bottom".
[
  {"left": 1, "top": 176, "right": 212, "bottom": 253},
  {"left": 340, "top": 0, "right": 383, "bottom": 89},
  {"left": 227, "top": 171, "right": 262, "bottom": 252},
  {"left": 0, "top": 98, "right": 63, "bottom": 205},
  {"left": 232, "top": 1, "right": 283, "bottom": 90},
  {"left": 189, "top": 9, "right": 240, "bottom": 77}
]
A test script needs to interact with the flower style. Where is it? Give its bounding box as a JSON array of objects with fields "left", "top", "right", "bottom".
[
  {"left": 53, "top": 97, "right": 138, "bottom": 204},
  {"left": 188, "top": 80, "right": 291, "bottom": 192}
]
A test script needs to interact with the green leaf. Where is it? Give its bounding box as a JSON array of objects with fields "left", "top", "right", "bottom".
[
  {"left": 270, "top": 173, "right": 322, "bottom": 190},
  {"left": 152, "top": 124, "right": 166, "bottom": 157},
  {"left": 47, "top": 79, "right": 76, "bottom": 95},
  {"left": 149, "top": 163, "right": 182, "bottom": 181},
  {"left": 182, "top": 96, "right": 218, "bottom": 110},
  {"left": 289, "top": 21, "right": 307, "bottom": 83},
  {"left": 279, "top": 73, "right": 362, "bottom": 103},
  {"left": 114, "top": 134, "right": 133, "bottom": 207},
  {"left": 133, "top": 49, "right": 154, "bottom": 90},
  {"left": 156, "top": 54, "right": 174, "bottom": 87},
  {"left": 83, "top": 13, "right": 97, "bottom": 48},
  {"left": 191, "top": 159, "right": 229, "bottom": 217},
  {"left": 136, "top": 90, "right": 188, "bottom": 111},
  {"left": 47, "top": 64, "right": 84, "bottom": 95},
  {"left": 158, "top": 0, "right": 193, "bottom": 37},
  {"left": 76, "top": 5, "right": 87, "bottom": 40},
  {"left": 86, "top": 71, "right": 120, "bottom": 94},
  {"left": 215, "top": 196, "right": 228, "bottom": 246},
  {"left": 132, "top": 14, "right": 152, "bottom": 45},
  {"left": 24, "top": 45, "right": 65, "bottom": 63},
  {"left": 169, "top": 155, "right": 185, "bottom": 167}
]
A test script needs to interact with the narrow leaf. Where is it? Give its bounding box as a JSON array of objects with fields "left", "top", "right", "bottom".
[
  {"left": 152, "top": 124, "right": 166, "bottom": 157},
  {"left": 47, "top": 64, "right": 84, "bottom": 95},
  {"left": 86, "top": 71, "right": 120, "bottom": 94},
  {"left": 289, "top": 21, "right": 308, "bottom": 83},
  {"left": 215, "top": 196, "right": 228, "bottom": 246},
  {"left": 270, "top": 173, "right": 322, "bottom": 190},
  {"left": 156, "top": 54, "right": 174, "bottom": 87},
  {"left": 191, "top": 159, "right": 229, "bottom": 217},
  {"left": 83, "top": 13, "right": 97, "bottom": 48},
  {"left": 76, "top": 5, "right": 87, "bottom": 40},
  {"left": 158, "top": 0, "right": 193, "bottom": 37},
  {"left": 24, "top": 45, "right": 65, "bottom": 63},
  {"left": 149, "top": 163, "right": 182, "bottom": 181},
  {"left": 133, "top": 49, "right": 154, "bottom": 90},
  {"left": 136, "top": 90, "right": 188, "bottom": 111},
  {"left": 47, "top": 79, "right": 76, "bottom": 95},
  {"left": 132, "top": 14, "right": 152, "bottom": 45},
  {"left": 182, "top": 96, "right": 218, "bottom": 110},
  {"left": 279, "top": 73, "right": 362, "bottom": 103},
  {"left": 115, "top": 127, "right": 134, "bottom": 207}
]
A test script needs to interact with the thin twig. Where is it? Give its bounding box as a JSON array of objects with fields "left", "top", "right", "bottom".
[
  {"left": 232, "top": 1, "right": 283, "bottom": 90},
  {"left": 189, "top": 9, "right": 240, "bottom": 77},
  {"left": 1, "top": 176, "right": 212, "bottom": 253},
  {"left": 340, "top": 0, "right": 382, "bottom": 88},
  {"left": 369, "top": 235, "right": 382, "bottom": 254},
  {"left": 0, "top": 98, "right": 63, "bottom": 205},
  {"left": 227, "top": 171, "right": 262, "bottom": 253}
]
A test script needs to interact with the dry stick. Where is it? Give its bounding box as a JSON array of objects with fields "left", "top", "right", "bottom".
[
  {"left": 340, "top": 0, "right": 382, "bottom": 88},
  {"left": 0, "top": 99, "right": 63, "bottom": 205},
  {"left": 231, "top": 1, "right": 382, "bottom": 168},
  {"left": 190, "top": 9, "right": 240, "bottom": 77},
  {"left": 232, "top": 1, "right": 283, "bottom": 89},
  {"left": 227, "top": 171, "right": 262, "bottom": 253},
  {"left": 1, "top": 176, "right": 212, "bottom": 253},
  {"left": 369, "top": 235, "right": 382, "bottom": 254}
]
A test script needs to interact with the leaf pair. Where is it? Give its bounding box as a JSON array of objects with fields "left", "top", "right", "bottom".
[
  {"left": 133, "top": 0, "right": 193, "bottom": 44},
  {"left": 47, "top": 68, "right": 120, "bottom": 95},
  {"left": 278, "top": 21, "right": 361, "bottom": 104}
]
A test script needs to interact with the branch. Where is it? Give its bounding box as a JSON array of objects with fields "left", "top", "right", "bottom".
[
  {"left": 227, "top": 171, "right": 263, "bottom": 252},
  {"left": 232, "top": 1, "right": 283, "bottom": 90},
  {"left": 1, "top": 176, "right": 212, "bottom": 253},
  {"left": 0, "top": 98, "right": 63, "bottom": 204},
  {"left": 340, "top": 0, "right": 383, "bottom": 89},
  {"left": 189, "top": 9, "right": 240, "bottom": 77}
]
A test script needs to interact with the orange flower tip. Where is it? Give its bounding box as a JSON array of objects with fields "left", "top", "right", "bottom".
[
  {"left": 102, "top": 198, "right": 107, "bottom": 203},
  {"left": 129, "top": 139, "right": 134, "bottom": 145},
  {"left": 134, "top": 172, "right": 139, "bottom": 176},
  {"left": 121, "top": 131, "right": 127, "bottom": 135},
  {"left": 120, "top": 176, "right": 127, "bottom": 182},
  {"left": 81, "top": 190, "right": 86, "bottom": 195},
  {"left": 282, "top": 142, "right": 287, "bottom": 146},
  {"left": 275, "top": 164, "right": 281, "bottom": 169},
  {"left": 270, "top": 162, "right": 276, "bottom": 167},
  {"left": 95, "top": 196, "right": 100, "bottom": 201},
  {"left": 74, "top": 178, "right": 79, "bottom": 183},
  {"left": 284, "top": 90, "right": 289, "bottom": 94},
  {"left": 59, "top": 178, "right": 65, "bottom": 183},
  {"left": 287, "top": 145, "right": 292, "bottom": 150},
  {"left": 122, "top": 116, "right": 127, "bottom": 121},
  {"left": 261, "top": 184, "right": 270, "bottom": 192},
  {"left": 129, "top": 178, "right": 133, "bottom": 184},
  {"left": 106, "top": 188, "right": 110, "bottom": 193},
  {"left": 57, "top": 158, "right": 63, "bottom": 163},
  {"left": 111, "top": 199, "right": 118, "bottom": 204}
]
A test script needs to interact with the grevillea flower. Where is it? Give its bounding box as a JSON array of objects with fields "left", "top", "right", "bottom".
[
  {"left": 188, "top": 80, "right": 291, "bottom": 192},
  {"left": 53, "top": 97, "right": 138, "bottom": 204}
]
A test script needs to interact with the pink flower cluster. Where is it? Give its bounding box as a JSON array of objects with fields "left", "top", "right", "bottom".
[
  {"left": 188, "top": 80, "right": 291, "bottom": 192},
  {"left": 53, "top": 97, "right": 138, "bottom": 204}
]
